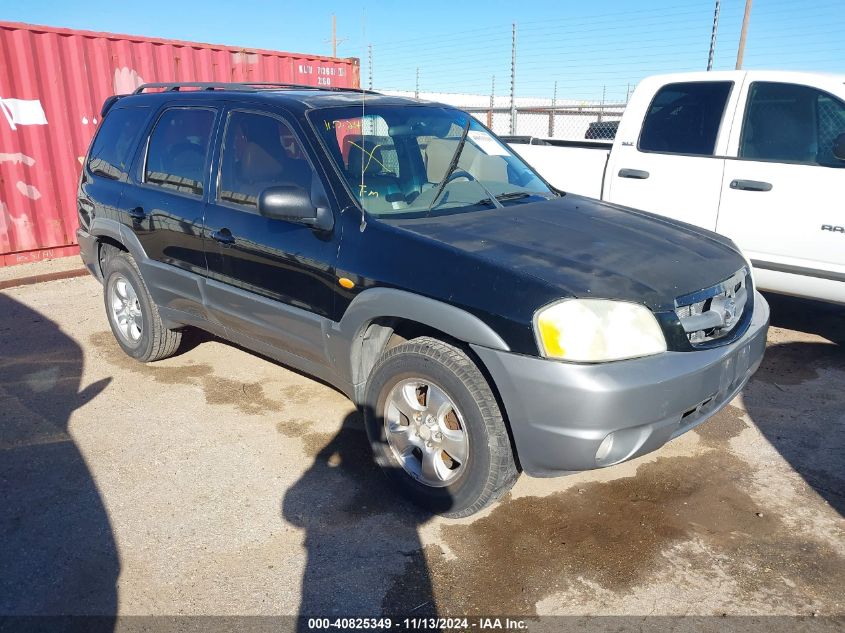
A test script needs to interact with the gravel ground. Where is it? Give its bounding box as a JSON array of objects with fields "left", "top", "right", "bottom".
[{"left": 1, "top": 276, "right": 842, "bottom": 628}]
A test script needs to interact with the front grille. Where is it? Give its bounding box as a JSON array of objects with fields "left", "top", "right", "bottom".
[{"left": 675, "top": 268, "right": 749, "bottom": 346}]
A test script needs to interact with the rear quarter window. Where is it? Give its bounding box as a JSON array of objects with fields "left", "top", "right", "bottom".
[
  {"left": 639, "top": 81, "right": 733, "bottom": 156},
  {"left": 87, "top": 107, "right": 150, "bottom": 180}
]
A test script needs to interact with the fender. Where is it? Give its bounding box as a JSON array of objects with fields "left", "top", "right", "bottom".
[
  {"left": 328, "top": 287, "right": 510, "bottom": 392},
  {"left": 88, "top": 217, "right": 207, "bottom": 319},
  {"left": 88, "top": 216, "right": 149, "bottom": 262}
]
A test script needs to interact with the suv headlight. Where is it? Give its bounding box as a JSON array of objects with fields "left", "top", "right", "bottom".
[{"left": 534, "top": 299, "right": 667, "bottom": 362}]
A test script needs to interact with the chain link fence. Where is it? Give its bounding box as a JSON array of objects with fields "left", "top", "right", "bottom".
[
  {"left": 379, "top": 90, "right": 626, "bottom": 142},
  {"left": 464, "top": 102, "right": 626, "bottom": 141}
]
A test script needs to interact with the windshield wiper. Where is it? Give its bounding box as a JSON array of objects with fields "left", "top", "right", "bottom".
[
  {"left": 427, "top": 117, "right": 472, "bottom": 213},
  {"left": 473, "top": 191, "right": 552, "bottom": 206}
]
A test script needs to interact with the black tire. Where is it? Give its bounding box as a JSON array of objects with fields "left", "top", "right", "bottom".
[
  {"left": 363, "top": 336, "right": 519, "bottom": 517},
  {"left": 102, "top": 251, "right": 181, "bottom": 362}
]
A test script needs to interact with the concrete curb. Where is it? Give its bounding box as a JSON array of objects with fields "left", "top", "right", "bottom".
[{"left": 0, "top": 267, "right": 89, "bottom": 291}]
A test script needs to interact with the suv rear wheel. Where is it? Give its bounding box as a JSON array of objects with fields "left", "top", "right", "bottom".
[
  {"left": 363, "top": 336, "right": 519, "bottom": 517},
  {"left": 102, "top": 250, "right": 181, "bottom": 362}
]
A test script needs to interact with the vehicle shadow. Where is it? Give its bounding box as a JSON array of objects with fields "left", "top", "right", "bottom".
[
  {"left": 0, "top": 293, "right": 116, "bottom": 630},
  {"left": 282, "top": 409, "right": 440, "bottom": 627},
  {"left": 743, "top": 293, "right": 845, "bottom": 516},
  {"left": 763, "top": 292, "right": 845, "bottom": 344}
]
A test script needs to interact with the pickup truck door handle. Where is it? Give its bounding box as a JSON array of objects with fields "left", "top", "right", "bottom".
[
  {"left": 211, "top": 228, "right": 235, "bottom": 245},
  {"left": 127, "top": 207, "right": 146, "bottom": 221},
  {"left": 618, "top": 168, "right": 650, "bottom": 179},
  {"left": 730, "top": 179, "right": 772, "bottom": 192}
]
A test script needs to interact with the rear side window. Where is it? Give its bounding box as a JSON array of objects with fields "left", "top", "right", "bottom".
[
  {"left": 144, "top": 108, "right": 215, "bottom": 196},
  {"left": 639, "top": 81, "right": 732, "bottom": 155},
  {"left": 739, "top": 81, "right": 845, "bottom": 167},
  {"left": 87, "top": 107, "right": 149, "bottom": 180},
  {"left": 217, "top": 111, "right": 314, "bottom": 210}
]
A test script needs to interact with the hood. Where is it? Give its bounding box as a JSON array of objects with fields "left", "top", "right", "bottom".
[{"left": 385, "top": 195, "right": 746, "bottom": 311}]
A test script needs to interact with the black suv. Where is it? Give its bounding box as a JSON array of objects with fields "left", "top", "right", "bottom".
[{"left": 77, "top": 82, "right": 769, "bottom": 517}]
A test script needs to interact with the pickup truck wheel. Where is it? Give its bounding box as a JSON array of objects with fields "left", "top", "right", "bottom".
[
  {"left": 102, "top": 252, "right": 181, "bottom": 362},
  {"left": 364, "top": 336, "right": 519, "bottom": 518}
]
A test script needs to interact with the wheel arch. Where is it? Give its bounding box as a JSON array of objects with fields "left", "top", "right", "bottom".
[
  {"left": 330, "top": 287, "right": 510, "bottom": 399},
  {"left": 88, "top": 217, "right": 149, "bottom": 265}
]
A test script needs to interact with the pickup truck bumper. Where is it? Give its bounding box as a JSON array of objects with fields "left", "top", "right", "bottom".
[
  {"left": 76, "top": 228, "right": 101, "bottom": 281},
  {"left": 471, "top": 291, "right": 769, "bottom": 476}
]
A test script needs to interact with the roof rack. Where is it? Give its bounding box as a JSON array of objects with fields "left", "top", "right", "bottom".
[{"left": 132, "top": 81, "right": 379, "bottom": 95}]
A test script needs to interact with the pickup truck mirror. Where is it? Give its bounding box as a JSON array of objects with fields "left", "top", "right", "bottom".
[
  {"left": 833, "top": 132, "right": 845, "bottom": 161},
  {"left": 258, "top": 186, "right": 333, "bottom": 231}
]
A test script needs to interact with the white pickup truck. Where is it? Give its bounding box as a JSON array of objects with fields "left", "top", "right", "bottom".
[{"left": 508, "top": 71, "right": 845, "bottom": 304}]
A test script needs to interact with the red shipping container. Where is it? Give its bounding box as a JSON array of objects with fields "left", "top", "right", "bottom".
[{"left": 0, "top": 21, "right": 360, "bottom": 266}]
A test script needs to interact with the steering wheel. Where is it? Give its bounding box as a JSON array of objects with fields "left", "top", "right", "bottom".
[{"left": 441, "top": 169, "right": 476, "bottom": 187}]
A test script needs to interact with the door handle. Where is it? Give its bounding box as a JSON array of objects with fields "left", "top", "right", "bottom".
[
  {"left": 211, "top": 228, "right": 235, "bottom": 245},
  {"left": 618, "top": 168, "right": 650, "bottom": 179},
  {"left": 730, "top": 179, "right": 772, "bottom": 192},
  {"left": 127, "top": 207, "right": 146, "bottom": 221}
]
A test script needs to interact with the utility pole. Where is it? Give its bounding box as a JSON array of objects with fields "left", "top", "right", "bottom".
[
  {"left": 549, "top": 80, "right": 557, "bottom": 137},
  {"left": 735, "top": 0, "right": 753, "bottom": 70},
  {"left": 707, "top": 0, "right": 721, "bottom": 71},
  {"left": 367, "top": 44, "right": 373, "bottom": 90},
  {"left": 415, "top": 67, "right": 420, "bottom": 99},
  {"left": 510, "top": 22, "right": 517, "bottom": 135},
  {"left": 327, "top": 14, "right": 347, "bottom": 58}
]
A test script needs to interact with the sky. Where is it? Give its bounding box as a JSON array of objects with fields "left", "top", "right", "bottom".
[{"left": 4, "top": 0, "right": 843, "bottom": 102}]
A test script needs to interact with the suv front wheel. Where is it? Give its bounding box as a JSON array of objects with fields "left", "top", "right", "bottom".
[
  {"left": 102, "top": 250, "right": 181, "bottom": 362},
  {"left": 363, "top": 336, "right": 519, "bottom": 517}
]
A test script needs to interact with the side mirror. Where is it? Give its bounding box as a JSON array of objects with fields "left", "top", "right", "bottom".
[
  {"left": 833, "top": 132, "right": 845, "bottom": 161},
  {"left": 258, "top": 186, "right": 333, "bottom": 231}
]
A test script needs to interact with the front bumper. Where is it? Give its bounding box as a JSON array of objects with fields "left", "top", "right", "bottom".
[{"left": 472, "top": 291, "right": 769, "bottom": 476}]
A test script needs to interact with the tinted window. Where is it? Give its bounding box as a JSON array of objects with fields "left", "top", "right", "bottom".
[
  {"left": 87, "top": 107, "right": 148, "bottom": 179},
  {"left": 218, "top": 111, "right": 314, "bottom": 210},
  {"left": 144, "top": 108, "right": 215, "bottom": 195},
  {"left": 639, "top": 81, "right": 732, "bottom": 155},
  {"left": 740, "top": 82, "right": 845, "bottom": 167}
]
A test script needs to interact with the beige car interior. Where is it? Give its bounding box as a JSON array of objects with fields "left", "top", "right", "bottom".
[{"left": 343, "top": 134, "right": 510, "bottom": 213}]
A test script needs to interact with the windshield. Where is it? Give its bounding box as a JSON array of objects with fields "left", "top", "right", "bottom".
[{"left": 310, "top": 105, "right": 556, "bottom": 218}]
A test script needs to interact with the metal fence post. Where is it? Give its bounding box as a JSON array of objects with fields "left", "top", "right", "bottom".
[
  {"left": 368, "top": 44, "right": 373, "bottom": 90},
  {"left": 707, "top": 0, "right": 721, "bottom": 71},
  {"left": 509, "top": 22, "right": 517, "bottom": 135},
  {"left": 488, "top": 76, "right": 495, "bottom": 129},
  {"left": 598, "top": 85, "right": 606, "bottom": 123}
]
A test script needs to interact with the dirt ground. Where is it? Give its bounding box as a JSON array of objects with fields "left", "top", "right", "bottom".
[{"left": 1, "top": 276, "right": 843, "bottom": 627}]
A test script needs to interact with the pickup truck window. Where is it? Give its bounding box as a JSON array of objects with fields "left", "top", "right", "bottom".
[
  {"left": 144, "top": 107, "right": 215, "bottom": 196},
  {"left": 87, "top": 107, "right": 149, "bottom": 180},
  {"left": 639, "top": 81, "right": 732, "bottom": 156},
  {"left": 217, "top": 111, "right": 314, "bottom": 210},
  {"left": 310, "top": 105, "right": 553, "bottom": 218},
  {"left": 739, "top": 82, "right": 845, "bottom": 168}
]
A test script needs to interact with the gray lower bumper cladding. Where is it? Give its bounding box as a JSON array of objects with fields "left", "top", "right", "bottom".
[{"left": 472, "top": 291, "right": 770, "bottom": 476}]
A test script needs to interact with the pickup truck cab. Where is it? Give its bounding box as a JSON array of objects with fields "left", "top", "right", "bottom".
[
  {"left": 510, "top": 71, "right": 845, "bottom": 305},
  {"left": 77, "top": 82, "right": 768, "bottom": 517}
]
